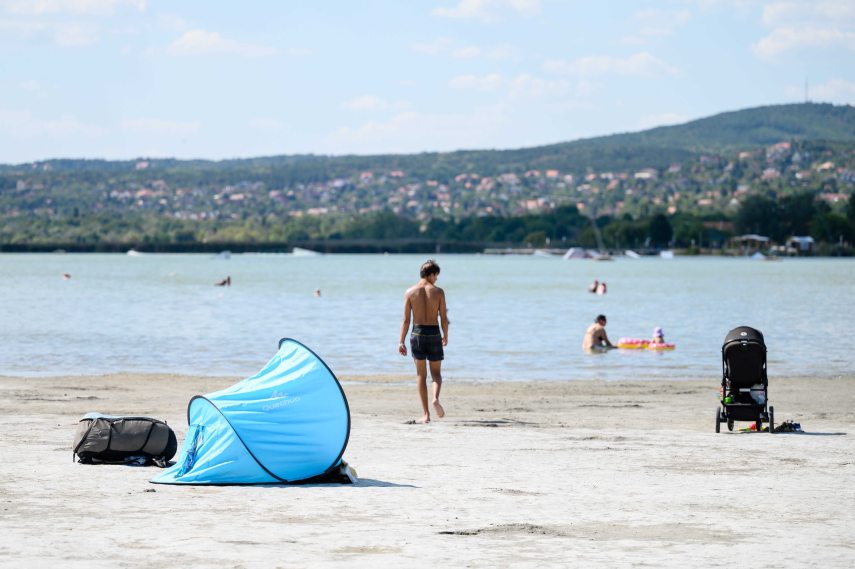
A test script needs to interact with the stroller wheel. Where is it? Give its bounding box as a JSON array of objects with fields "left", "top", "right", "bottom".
[
  {"left": 727, "top": 418, "right": 734, "bottom": 432},
  {"left": 769, "top": 406, "right": 774, "bottom": 434},
  {"left": 715, "top": 407, "right": 721, "bottom": 433}
]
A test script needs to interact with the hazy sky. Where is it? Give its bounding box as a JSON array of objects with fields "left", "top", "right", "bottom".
[{"left": 0, "top": 0, "right": 853, "bottom": 163}]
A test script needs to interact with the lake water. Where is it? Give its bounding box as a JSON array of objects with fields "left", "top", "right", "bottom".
[{"left": 1, "top": 253, "right": 853, "bottom": 381}]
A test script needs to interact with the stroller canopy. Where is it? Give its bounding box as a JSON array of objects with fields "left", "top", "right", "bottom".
[
  {"left": 152, "top": 339, "right": 350, "bottom": 485},
  {"left": 723, "top": 326, "right": 765, "bottom": 347},
  {"left": 722, "top": 326, "right": 767, "bottom": 388}
]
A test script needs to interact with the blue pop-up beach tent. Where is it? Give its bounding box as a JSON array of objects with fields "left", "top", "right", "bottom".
[{"left": 151, "top": 338, "right": 351, "bottom": 485}]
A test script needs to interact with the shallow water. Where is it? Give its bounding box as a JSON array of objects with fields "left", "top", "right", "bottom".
[{"left": 1, "top": 253, "right": 852, "bottom": 381}]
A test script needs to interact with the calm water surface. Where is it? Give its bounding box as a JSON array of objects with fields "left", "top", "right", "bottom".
[{"left": 1, "top": 253, "right": 853, "bottom": 381}]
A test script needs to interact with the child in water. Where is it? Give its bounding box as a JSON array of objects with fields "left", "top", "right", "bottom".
[{"left": 651, "top": 326, "right": 665, "bottom": 344}]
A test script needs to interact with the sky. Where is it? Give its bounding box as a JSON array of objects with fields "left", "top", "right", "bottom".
[{"left": 0, "top": 0, "right": 853, "bottom": 163}]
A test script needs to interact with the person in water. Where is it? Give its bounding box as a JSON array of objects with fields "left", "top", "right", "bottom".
[
  {"left": 398, "top": 259, "right": 449, "bottom": 423},
  {"left": 597, "top": 282, "right": 607, "bottom": 295},
  {"left": 215, "top": 276, "right": 231, "bottom": 286},
  {"left": 583, "top": 314, "right": 615, "bottom": 353},
  {"left": 588, "top": 279, "right": 599, "bottom": 293},
  {"left": 650, "top": 327, "right": 665, "bottom": 344}
]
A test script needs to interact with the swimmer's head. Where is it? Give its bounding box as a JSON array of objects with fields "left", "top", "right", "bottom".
[{"left": 420, "top": 259, "right": 441, "bottom": 279}]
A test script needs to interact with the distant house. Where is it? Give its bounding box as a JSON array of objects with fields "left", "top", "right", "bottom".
[
  {"left": 788, "top": 236, "right": 814, "bottom": 255},
  {"left": 634, "top": 168, "right": 657, "bottom": 180},
  {"left": 818, "top": 193, "right": 847, "bottom": 205},
  {"left": 765, "top": 141, "right": 791, "bottom": 161},
  {"left": 732, "top": 234, "right": 770, "bottom": 253},
  {"left": 761, "top": 168, "right": 780, "bottom": 180},
  {"left": 476, "top": 177, "right": 495, "bottom": 192},
  {"left": 733, "top": 234, "right": 770, "bottom": 243}
]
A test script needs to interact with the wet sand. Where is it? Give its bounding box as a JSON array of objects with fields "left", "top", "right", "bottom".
[{"left": 1, "top": 374, "right": 853, "bottom": 568}]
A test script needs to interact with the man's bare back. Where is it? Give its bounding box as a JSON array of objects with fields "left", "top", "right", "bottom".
[{"left": 405, "top": 281, "right": 445, "bottom": 326}]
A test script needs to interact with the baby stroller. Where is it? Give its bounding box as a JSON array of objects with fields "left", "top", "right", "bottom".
[{"left": 715, "top": 326, "right": 774, "bottom": 433}]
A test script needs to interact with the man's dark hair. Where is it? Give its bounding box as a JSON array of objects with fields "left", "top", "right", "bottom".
[
  {"left": 420, "top": 259, "right": 441, "bottom": 278},
  {"left": 596, "top": 314, "right": 607, "bottom": 323}
]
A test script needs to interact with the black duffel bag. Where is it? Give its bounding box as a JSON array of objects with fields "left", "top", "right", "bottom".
[{"left": 73, "top": 413, "right": 177, "bottom": 467}]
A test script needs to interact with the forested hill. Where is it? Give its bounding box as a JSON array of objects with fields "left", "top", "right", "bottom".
[
  {"left": 1, "top": 102, "right": 853, "bottom": 181},
  {"left": 592, "top": 102, "right": 855, "bottom": 152},
  {"left": 462, "top": 102, "right": 855, "bottom": 175}
]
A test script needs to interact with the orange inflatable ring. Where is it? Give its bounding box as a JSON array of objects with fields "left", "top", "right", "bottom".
[{"left": 617, "top": 338, "right": 649, "bottom": 349}]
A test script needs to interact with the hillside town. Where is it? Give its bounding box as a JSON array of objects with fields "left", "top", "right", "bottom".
[{"left": 2, "top": 140, "right": 852, "bottom": 231}]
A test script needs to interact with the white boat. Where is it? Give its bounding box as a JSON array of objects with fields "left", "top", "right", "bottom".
[
  {"left": 533, "top": 249, "right": 556, "bottom": 257},
  {"left": 126, "top": 249, "right": 144, "bottom": 256},
  {"left": 660, "top": 250, "right": 675, "bottom": 259},
  {"left": 625, "top": 250, "right": 641, "bottom": 259},
  {"left": 563, "top": 247, "right": 592, "bottom": 260},
  {"left": 750, "top": 251, "right": 780, "bottom": 261},
  {"left": 292, "top": 247, "right": 321, "bottom": 257},
  {"left": 562, "top": 247, "right": 611, "bottom": 260}
]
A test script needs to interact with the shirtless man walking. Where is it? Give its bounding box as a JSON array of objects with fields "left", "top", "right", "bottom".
[{"left": 399, "top": 259, "right": 449, "bottom": 423}]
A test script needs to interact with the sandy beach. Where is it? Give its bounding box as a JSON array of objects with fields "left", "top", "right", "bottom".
[{"left": 1, "top": 373, "right": 853, "bottom": 568}]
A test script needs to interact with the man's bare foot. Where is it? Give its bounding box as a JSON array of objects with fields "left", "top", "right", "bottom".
[
  {"left": 432, "top": 399, "right": 445, "bottom": 418},
  {"left": 405, "top": 415, "right": 431, "bottom": 425}
]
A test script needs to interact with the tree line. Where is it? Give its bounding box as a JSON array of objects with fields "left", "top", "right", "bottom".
[{"left": 3, "top": 192, "right": 852, "bottom": 254}]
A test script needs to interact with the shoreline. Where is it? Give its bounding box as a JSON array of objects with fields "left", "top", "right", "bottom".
[
  {"left": 4, "top": 373, "right": 855, "bottom": 421},
  {"left": 3, "top": 249, "right": 855, "bottom": 257},
  {"left": 2, "top": 373, "right": 853, "bottom": 567},
  {"left": 5, "top": 371, "right": 855, "bottom": 385}
]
